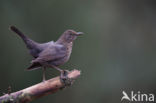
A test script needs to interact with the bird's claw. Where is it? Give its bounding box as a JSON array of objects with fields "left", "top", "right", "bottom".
[{"left": 60, "top": 70, "right": 73, "bottom": 88}]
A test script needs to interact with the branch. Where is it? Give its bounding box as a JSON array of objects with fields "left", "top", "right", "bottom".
[{"left": 0, "top": 69, "right": 80, "bottom": 103}]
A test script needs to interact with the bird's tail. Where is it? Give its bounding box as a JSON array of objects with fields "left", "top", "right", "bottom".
[{"left": 10, "top": 26, "right": 39, "bottom": 50}]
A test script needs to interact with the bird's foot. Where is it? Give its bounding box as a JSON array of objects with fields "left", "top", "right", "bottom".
[{"left": 60, "top": 70, "right": 73, "bottom": 88}]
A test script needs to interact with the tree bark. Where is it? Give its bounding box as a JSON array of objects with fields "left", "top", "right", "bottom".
[{"left": 0, "top": 69, "right": 80, "bottom": 103}]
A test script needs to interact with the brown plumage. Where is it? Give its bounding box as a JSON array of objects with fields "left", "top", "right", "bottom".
[{"left": 10, "top": 26, "right": 83, "bottom": 81}]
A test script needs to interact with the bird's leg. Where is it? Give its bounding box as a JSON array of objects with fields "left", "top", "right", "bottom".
[
  {"left": 50, "top": 65, "right": 71, "bottom": 87},
  {"left": 51, "top": 65, "right": 63, "bottom": 72},
  {"left": 50, "top": 65, "right": 70, "bottom": 74},
  {"left": 42, "top": 67, "right": 46, "bottom": 82}
]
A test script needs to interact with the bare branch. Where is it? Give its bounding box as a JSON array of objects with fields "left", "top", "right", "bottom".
[{"left": 0, "top": 70, "right": 80, "bottom": 103}]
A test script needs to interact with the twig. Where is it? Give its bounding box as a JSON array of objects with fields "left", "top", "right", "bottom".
[{"left": 0, "top": 69, "right": 80, "bottom": 103}]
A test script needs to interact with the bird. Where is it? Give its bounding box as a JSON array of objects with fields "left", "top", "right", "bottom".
[{"left": 10, "top": 26, "right": 83, "bottom": 81}]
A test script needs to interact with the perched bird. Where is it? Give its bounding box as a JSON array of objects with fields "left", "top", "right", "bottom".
[{"left": 10, "top": 26, "right": 83, "bottom": 81}]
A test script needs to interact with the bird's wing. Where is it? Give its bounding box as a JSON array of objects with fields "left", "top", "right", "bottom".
[
  {"left": 38, "top": 41, "right": 54, "bottom": 50},
  {"left": 33, "top": 44, "right": 67, "bottom": 63}
]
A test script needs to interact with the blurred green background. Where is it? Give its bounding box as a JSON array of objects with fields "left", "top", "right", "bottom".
[{"left": 0, "top": 0, "right": 156, "bottom": 103}]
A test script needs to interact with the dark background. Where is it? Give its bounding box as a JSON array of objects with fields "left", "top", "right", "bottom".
[{"left": 0, "top": 0, "right": 156, "bottom": 103}]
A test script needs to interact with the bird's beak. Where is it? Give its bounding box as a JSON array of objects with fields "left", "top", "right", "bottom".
[{"left": 76, "top": 32, "right": 84, "bottom": 36}]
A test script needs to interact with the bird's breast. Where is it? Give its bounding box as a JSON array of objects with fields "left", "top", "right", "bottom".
[
  {"left": 60, "top": 43, "right": 72, "bottom": 64},
  {"left": 49, "top": 43, "right": 73, "bottom": 66},
  {"left": 65, "top": 45, "right": 72, "bottom": 61}
]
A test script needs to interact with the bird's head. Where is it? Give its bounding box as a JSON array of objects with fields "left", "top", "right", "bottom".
[{"left": 58, "top": 30, "right": 83, "bottom": 43}]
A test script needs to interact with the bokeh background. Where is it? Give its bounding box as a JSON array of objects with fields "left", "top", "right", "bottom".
[{"left": 0, "top": 0, "right": 156, "bottom": 103}]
